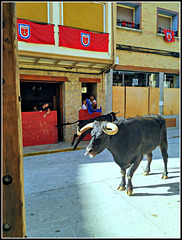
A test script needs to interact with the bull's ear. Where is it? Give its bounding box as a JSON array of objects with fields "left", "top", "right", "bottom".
[{"left": 102, "top": 122, "right": 118, "bottom": 135}]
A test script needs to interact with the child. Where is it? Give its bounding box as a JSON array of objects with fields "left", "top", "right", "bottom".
[{"left": 82, "top": 100, "right": 87, "bottom": 109}]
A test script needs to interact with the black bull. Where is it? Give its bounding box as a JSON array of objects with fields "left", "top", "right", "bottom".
[
  {"left": 81, "top": 114, "right": 168, "bottom": 196},
  {"left": 55, "top": 112, "right": 119, "bottom": 150}
]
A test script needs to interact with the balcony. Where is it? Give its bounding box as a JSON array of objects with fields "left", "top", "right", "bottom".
[
  {"left": 117, "top": 19, "right": 140, "bottom": 30},
  {"left": 158, "top": 27, "right": 178, "bottom": 37}
]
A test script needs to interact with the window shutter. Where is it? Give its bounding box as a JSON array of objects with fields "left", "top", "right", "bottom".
[
  {"left": 158, "top": 15, "right": 171, "bottom": 30},
  {"left": 117, "top": 6, "right": 133, "bottom": 22}
]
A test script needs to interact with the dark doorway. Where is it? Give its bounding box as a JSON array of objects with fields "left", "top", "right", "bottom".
[
  {"left": 20, "top": 82, "right": 63, "bottom": 141},
  {"left": 81, "top": 82, "right": 97, "bottom": 102}
]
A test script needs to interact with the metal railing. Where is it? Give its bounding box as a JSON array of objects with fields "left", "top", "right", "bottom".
[
  {"left": 158, "top": 27, "right": 178, "bottom": 37},
  {"left": 117, "top": 19, "right": 140, "bottom": 29}
]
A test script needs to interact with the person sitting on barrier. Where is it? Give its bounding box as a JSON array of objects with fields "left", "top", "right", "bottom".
[
  {"left": 82, "top": 100, "right": 87, "bottom": 109},
  {"left": 86, "top": 98, "right": 102, "bottom": 114},
  {"left": 89, "top": 95, "right": 97, "bottom": 109},
  {"left": 33, "top": 106, "right": 38, "bottom": 111},
  {"left": 39, "top": 103, "right": 51, "bottom": 117}
]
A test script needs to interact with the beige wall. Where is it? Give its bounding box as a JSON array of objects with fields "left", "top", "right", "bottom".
[
  {"left": 115, "top": 50, "right": 180, "bottom": 71},
  {"left": 116, "top": 2, "right": 180, "bottom": 51},
  {"left": 115, "top": 2, "right": 180, "bottom": 72}
]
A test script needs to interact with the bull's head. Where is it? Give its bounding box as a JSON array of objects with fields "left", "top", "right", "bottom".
[{"left": 80, "top": 121, "right": 118, "bottom": 158}]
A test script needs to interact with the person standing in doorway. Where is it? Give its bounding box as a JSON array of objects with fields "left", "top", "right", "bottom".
[{"left": 89, "top": 95, "right": 97, "bottom": 109}]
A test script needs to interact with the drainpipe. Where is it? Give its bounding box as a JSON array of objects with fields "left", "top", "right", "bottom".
[
  {"left": 102, "top": 3, "right": 116, "bottom": 113},
  {"left": 159, "top": 72, "right": 164, "bottom": 115},
  {"left": 100, "top": 2, "right": 116, "bottom": 75}
]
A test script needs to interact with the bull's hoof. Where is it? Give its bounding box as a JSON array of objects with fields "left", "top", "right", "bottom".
[
  {"left": 117, "top": 186, "right": 126, "bottom": 191},
  {"left": 161, "top": 175, "right": 168, "bottom": 179},
  {"left": 127, "top": 189, "right": 133, "bottom": 196},
  {"left": 143, "top": 172, "right": 149, "bottom": 176}
]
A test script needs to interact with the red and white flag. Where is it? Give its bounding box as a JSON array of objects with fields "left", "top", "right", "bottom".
[
  {"left": 163, "top": 29, "right": 175, "bottom": 42},
  {"left": 17, "top": 19, "right": 55, "bottom": 45},
  {"left": 58, "top": 26, "right": 109, "bottom": 52}
]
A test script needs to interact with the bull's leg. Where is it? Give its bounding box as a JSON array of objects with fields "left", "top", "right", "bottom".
[
  {"left": 73, "top": 129, "right": 92, "bottom": 150},
  {"left": 160, "top": 138, "right": 168, "bottom": 179},
  {"left": 71, "top": 133, "right": 78, "bottom": 146},
  {"left": 126, "top": 155, "right": 143, "bottom": 196},
  {"left": 117, "top": 169, "right": 126, "bottom": 191},
  {"left": 143, "top": 152, "right": 153, "bottom": 176}
]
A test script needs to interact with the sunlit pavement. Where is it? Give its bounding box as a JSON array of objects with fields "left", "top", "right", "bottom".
[{"left": 23, "top": 128, "right": 180, "bottom": 238}]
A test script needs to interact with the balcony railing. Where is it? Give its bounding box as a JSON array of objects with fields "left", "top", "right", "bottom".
[
  {"left": 117, "top": 19, "right": 140, "bottom": 29},
  {"left": 158, "top": 27, "right": 178, "bottom": 37}
]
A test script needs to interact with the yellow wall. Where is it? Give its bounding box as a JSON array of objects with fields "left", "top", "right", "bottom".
[
  {"left": 163, "top": 88, "right": 180, "bottom": 115},
  {"left": 116, "top": 50, "right": 180, "bottom": 71},
  {"left": 16, "top": 2, "right": 48, "bottom": 23},
  {"left": 63, "top": 2, "right": 104, "bottom": 32}
]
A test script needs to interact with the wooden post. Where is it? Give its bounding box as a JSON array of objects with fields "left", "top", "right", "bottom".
[{"left": 3, "top": 3, "right": 26, "bottom": 237}]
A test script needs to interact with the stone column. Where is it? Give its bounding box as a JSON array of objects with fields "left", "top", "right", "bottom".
[
  {"left": 105, "top": 69, "right": 113, "bottom": 113},
  {"left": 159, "top": 72, "right": 164, "bottom": 115}
]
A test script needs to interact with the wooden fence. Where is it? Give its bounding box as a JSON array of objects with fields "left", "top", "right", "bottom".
[{"left": 113, "top": 86, "right": 179, "bottom": 118}]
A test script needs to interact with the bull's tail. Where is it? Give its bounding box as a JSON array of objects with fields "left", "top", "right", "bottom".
[{"left": 55, "top": 120, "right": 80, "bottom": 127}]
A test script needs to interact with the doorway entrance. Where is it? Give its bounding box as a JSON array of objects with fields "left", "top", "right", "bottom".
[
  {"left": 81, "top": 82, "right": 97, "bottom": 102},
  {"left": 20, "top": 82, "right": 63, "bottom": 141}
]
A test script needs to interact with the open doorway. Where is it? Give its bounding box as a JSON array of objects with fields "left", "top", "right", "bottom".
[
  {"left": 20, "top": 82, "right": 63, "bottom": 141},
  {"left": 81, "top": 82, "right": 97, "bottom": 103}
]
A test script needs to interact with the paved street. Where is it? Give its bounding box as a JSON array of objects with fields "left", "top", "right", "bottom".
[{"left": 23, "top": 128, "right": 180, "bottom": 238}]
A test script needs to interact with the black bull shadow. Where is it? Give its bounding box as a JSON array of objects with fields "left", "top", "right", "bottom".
[{"left": 131, "top": 170, "right": 179, "bottom": 197}]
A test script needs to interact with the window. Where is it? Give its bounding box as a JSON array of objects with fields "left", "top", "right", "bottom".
[
  {"left": 63, "top": 2, "right": 105, "bottom": 32},
  {"left": 164, "top": 74, "right": 179, "bottom": 88},
  {"left": 16, "top": 2, "right": 48, "bottom": 23},
  {"left": 117, "top": 2, "right": 141, "bottom": 29},
  {"left": 158, "top": 15, "right": 171, "bottom": 30},
  {"left": 113, "top": 71, "right": 153, "bottom": 87},
  {"left": 149, "top": 74, "right": 159, "bottom": 88},
  {"left": 157, "top": 8, "right": 179, "bottom": 37}
]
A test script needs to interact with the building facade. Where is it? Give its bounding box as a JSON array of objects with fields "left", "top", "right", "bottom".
[
  {"left": 108, "top": 2, "right": 180, "bottom": 128},
  {"left": 16, "top": 2, "right": 115, "bottom": 143},
  {"left": 16, "top": 2, "right": 180, "bottom": 145}
]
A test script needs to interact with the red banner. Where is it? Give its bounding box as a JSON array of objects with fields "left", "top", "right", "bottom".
[
  {"left": 163, "top": 29, "right": 175, "bottom": 42},
  {"left": 58, "top": 26, "right": 109, "bottom": 52},
  {"left": 17, "top": 19, "right": 55, "bottom": 45}
]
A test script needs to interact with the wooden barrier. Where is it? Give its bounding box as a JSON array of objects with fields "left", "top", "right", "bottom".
[
  {"left": 125, "top": 87, "right": 149, "bottom": 118},
  {"left": 163, "top": 88, "right": 180, "bottom": 115},
  {"left": 149, "top": 88, "right": 160, "bottom": 114},
  {"left": 112, "top": 86, "right": 179, "bottom": 128},
  {"left": 22, "top": 111, "right": 58, "bottom": 146},
  {"left": 112, "top": 86, "right": 125, "bottom": 117}
]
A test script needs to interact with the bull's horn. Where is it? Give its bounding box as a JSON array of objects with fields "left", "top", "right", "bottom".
[
  {"left": 79, "top": 122, "right": 94, "bottom": 135},
  {"left": 102, "top": 122, "right": 118, "bottom": 135},
  {"left": 114, "top": 111, "right": 120, "bottom": 114}
]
